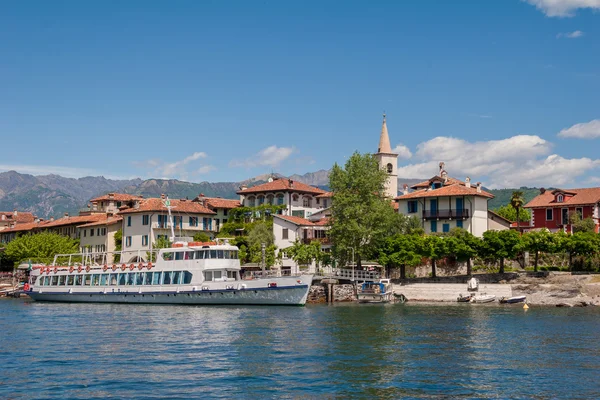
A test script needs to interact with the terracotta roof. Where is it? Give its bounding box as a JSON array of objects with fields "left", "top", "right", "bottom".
[
  {"left": 0, "top": 220, "right": 51, "bottom": 234},
  {"left": 118, "top": 198, "right": 216, "bottom": 215},
  {"left": 488, "top": 210, "right": 512, "bottom": 224},
  {"left": 90, "top": 193, "right": 143, "bottom": 202},
  {"left": 274, "top": 215, "right": 330, "bottom": 227},
  {"left": 0, "top": 211, "right": 35, "bottom": 224},
  {"left": 316, "top": 192, "right": 333, "bottom": 198},
  {"left": 237, "top": 178, "right": 326, "bottom": 196},
  {"left": 42, "top": 214, "right": 107, "bottom": 229},
  {"left": 411, "top": 176, "right": 466, "bottom": 190},
  {"left": 510, "top": 221, "right": 532, "bottom": 228},
  {"left": 78, "top": 216, "right": 123, "bottom": 228},
  {"left": 197, "top": 197, "right": 241, "bottom": 209},
  {"left": 525, "top": 188, "right": 600, "bottom": 208},
  {"left": 396, "top": 183, "right": 494, "bottom": 200},
  {"left": 312, "top": 217, "right": 330, "bottom": 226}
]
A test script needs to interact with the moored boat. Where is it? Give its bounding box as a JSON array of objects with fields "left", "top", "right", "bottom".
[
  {"left": 24, "top": 239, "right": 313, "bottom": 306},
  {"left": 499, "top": 295, "right": 526, "bottom": 304},
  {"left": 357, "top": 279, "right": 393, "bottom": 303},
  {"left": 457, "top": 294, "right": 473, "bottom": 302},
  {"left": 472, "top": 293, "right": 496, "bottom": 303}
]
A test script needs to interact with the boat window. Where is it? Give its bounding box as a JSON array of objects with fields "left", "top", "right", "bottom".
[
  {"left": 183, "top": 271, "right": 192, "bottom": 284},
  {"left": 100, "top": 274, "right": 109, "bottom": 286},
  {"left": 175, "top": 252, "right": 184, "bottom": 261},
  {"left": 227, "top": 270, "right": 237, "bottom": 280},
  {"left": 196, "top": 250, "right": 205, "bottom": 259},
  {"left": 204, "top": 271, "right": 213, "bottom": 281},
  {"left": 67, "top": 275, "right": 74, "bottom": 286},
  {"left": 136, "top": 273, "right": 144, "bottom": 285},
  {"left": 128, "top": 273, "right": 136, "bottom": 286},
  {"left": 92, "top": 274, "right": 101, "bottom": 286},
  {"left": 217, "top": 250, "right": 224, "bottom": 259},
  {"left": 118, "top": 273, "right": 126, "bottom": 286},
  {"left": 213, "top": 270, "right": 222, "bottom": 280},
  {"left": 186, "top": 251, "right": 194, "bottom": 260},
  {"left": 223, "top": 250, "right": 230, "bottom": 259},
  {"left": 51, "top": 276, "right": 58, "bottom": 285},
  {"left": 162, "top": 252, "right": 173, "bottom": 261},
  {"left": 75, "top": 275, "right": 83, "bottom": 286},
  {"left": 163, "top": 271, "right": 172, "bottom": 285},
  {"left": 84, "top": 275, "right": 91, "bottom": 286},
  {"left": 152, "top": 272, "right": 162, "bottom": 285},
  {"left": 58, "top": 275, "right": 66, "bottom": 286},
  {"left": 110, "top": 274, "right": 118, "bottom": 285},
  {"left": 172, "top": 271, "right": 181, "bottom": 285},
  {"left": 144, "top": 272, "right": 153, "bottom": 285},
  {"left": 210, "top": 250, "right": 217, "bottom": 259},
  {"left": 39, "top": 276, "right": 46, "bottom": 286}
]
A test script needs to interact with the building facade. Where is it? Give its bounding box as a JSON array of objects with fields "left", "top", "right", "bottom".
[
  {"left": 374, "top": 114, "right": 399, "bottom": 199},
  {"left": 194, "top": 195, "right": 241, "bottom": 232}
]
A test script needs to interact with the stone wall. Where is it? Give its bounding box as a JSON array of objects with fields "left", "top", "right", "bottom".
[{"left": 307, "top": 283, "right": 356, "bottom": 303}]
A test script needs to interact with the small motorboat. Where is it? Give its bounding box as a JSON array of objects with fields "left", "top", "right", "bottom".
[
  {"left": 499, "top": 295, "right": 526, "bottom": 304},
  {"left": 472, "top": 293, "right": 496, "bottom": 303},
  {"left": 357, "top": 279, "right": 393, "bottom": 303},
  {"left": 457, "top": 294, "right": 473, "bottom": 302}
]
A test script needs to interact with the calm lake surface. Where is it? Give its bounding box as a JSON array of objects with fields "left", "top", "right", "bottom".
[{"left": 1, "top": 300, "right": 599, "bottom": 399}]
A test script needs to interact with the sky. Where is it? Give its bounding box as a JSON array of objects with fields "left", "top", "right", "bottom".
[{"left": 1, "top": 0, "right": 599, "bottom": 188}]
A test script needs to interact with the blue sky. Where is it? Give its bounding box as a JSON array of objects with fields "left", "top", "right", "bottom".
[{"left": 1, "top": 0, "right": 599, "bottom": 188}]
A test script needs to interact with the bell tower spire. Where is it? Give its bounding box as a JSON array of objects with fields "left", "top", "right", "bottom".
[{"left": 374, "top": 113, "right": 399, "bottom": 199}]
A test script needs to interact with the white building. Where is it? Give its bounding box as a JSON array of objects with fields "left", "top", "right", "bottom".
[
  {"left": 375, "top": 114, "right": 399, "bottom": 199},
  {"left": 193, "top": 195, "right": 241, "bottom": 232},
  {"left": 119, "top": 197, "right": 216, "bottom": 262},
  {"left": 395, "top": 164, "right": 494, "bottom": 237},
  {"left": 237, "top": 177, "right": 328, "bottom": 219},
  {"left": 78, "top": 216, "right": 122, "bottom": 263}
]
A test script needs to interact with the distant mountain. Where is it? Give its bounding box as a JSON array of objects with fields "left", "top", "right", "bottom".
[{"left": 487, "top": 188, "right": 541, "bottom": 210}]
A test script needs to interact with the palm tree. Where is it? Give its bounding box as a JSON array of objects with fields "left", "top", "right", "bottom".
[{"left": 510, "top": 191, "right": 525, "bottom": 233}]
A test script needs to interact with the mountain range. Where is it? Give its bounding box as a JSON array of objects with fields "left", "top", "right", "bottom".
[{"left": 0, "top": 170, "right": 535, "bottom": 219}]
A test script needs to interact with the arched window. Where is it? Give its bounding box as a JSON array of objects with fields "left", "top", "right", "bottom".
[
  {"left": 303, "top": 196, "right": 312, "bottom": 208},
  {"left": 266, "top": 195, "right": 274, "bottom": 205},
  {"left": 258, "top": 195, "right": 265, "bottom": 205},
  {"left": 557, "top": 194, "right": 563, "bottom": 203},
  {"left": 387, "top": 163, "right": 393, "bottom": 174},
  {"left": 248, "top": 196, "right": 256, "bottom": 207},
  {"left": 276, "top": 194, "right": 284, "bottom": 205}
]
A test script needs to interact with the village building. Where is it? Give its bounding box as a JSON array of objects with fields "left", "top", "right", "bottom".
[
  {"left": 522, "top": 187, "right": 600, "bottom": 233},
  {"left": 375, "top": 114, "right": 399, "bottom": 198},
  {"left": 0, "top": 219, "right": 50, "bottom": 244},
  {"left": 0, "top": 210, "right": 35, "bottom": 231},
  {"left": 118, "top": 196, "right": 216, "bottom": 262},
  {"left": 193, "top": 194, "right": 241, "bottom": 232},
  {"left": 78, "top": 215, "right": 123, "bottom": 262},
  {"left": 82, "top": 193, "right": 144, "bottom": 215},
  {"left": 395, "top": 164, "right": 495, "bottom": 237},
  {"left": 237, "top": 177, "right": 327, "bottom": 219}
]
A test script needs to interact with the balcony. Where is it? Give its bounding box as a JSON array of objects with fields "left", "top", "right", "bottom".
[
  {"left": 302, "top": 237, "right": 331, "bottom": 245},
  {"left": 422, "top": 209, "right": 469, "bottom": 220},
  {"left": 153, "top": 222, "right": 214, "bottom": 231}
]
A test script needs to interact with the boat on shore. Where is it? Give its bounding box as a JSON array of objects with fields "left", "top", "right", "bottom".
[
  {"left": 357, "top": 279, "right": 393, "bottom": 303},
  {"left": 25, "top": 239, "right": 313, "bottom": 306},
  {"left": 499, "top": 295, "right": 526, "bottom": 304},
  {"left": 472, "top": 293, "right": 496, "bottom": 303},
  {"left": 457, "top": 294, "right": 473, "bottom": 303}
]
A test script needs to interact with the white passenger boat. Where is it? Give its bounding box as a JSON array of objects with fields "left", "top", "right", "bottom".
[
  {"left": 25, "top": 240, "right": 313, "bottom": 306},
  {"left": 357, "top": 279, "right": 393, "bottom": 303}
]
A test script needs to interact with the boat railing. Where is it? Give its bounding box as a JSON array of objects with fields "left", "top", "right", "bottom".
[{"left": 52, "top": 249, "right": 161, "bottom": 267}]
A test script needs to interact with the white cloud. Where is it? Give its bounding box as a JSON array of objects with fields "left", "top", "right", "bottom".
[
  {"left": 556, "top": 30, "right": 584, "bottom": 38},
  {"left": 229, "top": 145, "right": 295, "bottom": 168},
  {"left": 196, "top": 165, "right": 216, "bottom": 174},
  {"left": 524, "top": 0, "right": 600, "bottom": 17},
  {"left": 133, "top": 151, "right": 213, "bottom": 179},
  {"left": 397, "top": 135, "right": 600, "bottom": 188},
  {"left": 161, "top": 152, "right": 207, "bottom": 176},
  {"left": 557, "top": 119, "right": 600, "bottom": 138},
  {"left": 392, "top": 144, "right": 413, "bottom": 160}
]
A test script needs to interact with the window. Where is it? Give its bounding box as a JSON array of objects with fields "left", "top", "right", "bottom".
[
  {"left": 83, "top": 230, "right": 87, "bottom": 237},
  {"left": 248, "top": 197, "right": 256, "bottom": 207},
  {"left": 142, "top": 235, "right": 148, "bottom": 246},
  {"left": 562, "top": 208, "right": 569, "bottom": 225},
  {"left": 282, "top": 228, "right": 289, "bottom": 240},
  {"left": 125, "top": 236, "right": 132, "bottom": 247},
  {"left": 430, "top": 221, "right": 437, "bottom": 233},
  {"left": 90, "top": 229, "right": 94, "bottom": 237},
  {"left": 432, "top": 182, "right": 442, "bottom": 189},
  {"left": 203, "top": 218, "right": 213, "bottom": 231},
  {"left": 152, "top": 272, "right": 162, "bottom": 285},
  {"left": 127, "top": 216, "right": 132, "bottom": 226},
  {"left": 546, "top": 209, "right": 553, "bottom": 221},
  {"left": 387, "top": 163, "right": 393, "bottom": 174},
  {"left": 323, "top": 199, "right": 328, "bottom": 208},
  {"left": 157, "top": 215, "right": 167, "bottom": 228},
  {"left": 116, "top": 201, "right": 122, "bottom": 208},
  {"left": 163, "top": 271, "right": 172, "bottom": 285},
  {"left": 189, "top": 217, "right": 198, "bottom": 227},
  {"left": 576, "top": 207, "right": 583, "bottom": 219},
  {"left": 303, "top": 197, "right": 312, "bottom": 208},
  {"left": 276, "top": 194, "right": 284, "bottom": 205},
  {"left": 557, "top": 194, "right": 564, "bottom": 203},
  {"left": 443, "top": 223, "right": 450, "bottom": 233},
  {"left": 223, "top": 209, "right": 228, "bottom": 216},
  {"left": 196, "top": 250, "right": 205, "bottom": 259},
  {"left": 266, "top": 195, "right": 274, "bottom": 205},
  {"left": 407, "top": 201, "right": 418, "bottom": 213},
  {"left": 258, "top": 195, "right": 265, "bottom": 205},
  {"left": 142, "top": 215, "right": 149, "bottom": 225},
  {"left": 456, "top": 220, "right": 463, "bottom": 229},
  {"left": 183, "top": 271, "right": 193, "bottom": 284},
  {"left": 216, "top": 219, "right": 220, "bottom": 231},
  {"left": 101, "top": 228, "right": 106, "bottom": 236},
  {"left": 97, "top": 228, "right": 100, "bottom": 236},
  {"left": 204, "top": 271, "right": 213, "bottom": 281},
  {"left": 144, "top": 272, "right": 152, "bottom": 285}
]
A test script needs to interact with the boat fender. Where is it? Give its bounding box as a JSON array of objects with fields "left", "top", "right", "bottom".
[
  {"left": 268, "top": 282, "right": 277, "bottom": 288},
  {"left": 23, "top": 283, "right": 30, "bottom": 291}
]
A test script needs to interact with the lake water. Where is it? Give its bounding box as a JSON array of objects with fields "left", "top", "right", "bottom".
[{"left": 1, "top": 299, "right": 599, "bottom": 399}]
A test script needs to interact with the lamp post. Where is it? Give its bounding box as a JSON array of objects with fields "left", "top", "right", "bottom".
[{"left": 350, "top": 247, "right": 355, "bottom": 282}]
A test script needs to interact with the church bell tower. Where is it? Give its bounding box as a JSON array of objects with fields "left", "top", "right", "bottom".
[{"left": 375, "top": 113, "right": 398, "bottom": 198}]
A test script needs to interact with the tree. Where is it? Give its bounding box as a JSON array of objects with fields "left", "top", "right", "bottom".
[
  {"left": 114, "top": 229, "right": 122, "bottom": 263},
  {"left": 418, "top": 234, "right": 448, "bottom": 278},
  {"left": 284, "top": 240, "right": 322, "bottom": 271},
  {"left": 148, "top": 236, "right": 172, "bottom": 261},
  {"left": 193, "top": 232, "right": 211, "bottom": 242},
  {"left": 4, "top": 232, "right": 80, "bottom": 266},
  {"left": 328, "top": 152, "right": 398, "bottom": 267},
  {"left": 379, "top": 234, "right": 423, "bottom": 279},
  {"left": 521, "top": 230, "right": 554, "bottom": 272},
  {"left": 558, "top": 231, "right": 600, "bottom": 270},
  {"left": 569, "top": 213, "right": 597, "bottom": 234},
  {"left": 510, "top": 191, "right": 525, "bottom": 232},
  {"left": 481, "top": 229, "right": 521, "bottom": 273},
  {"left": 246, "top": 223, "right": 277, "bottom": 268},
  {"left": 493, "top": 204, "right": 531, "bottom": 223},
  {"left": 447, "top": 228, "right": 480, "bottom": 276}
]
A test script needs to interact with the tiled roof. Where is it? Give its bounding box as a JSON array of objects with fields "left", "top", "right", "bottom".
[
  {"left": 237, "top": 178, "right": 326, "bottom": 195},
  {"left": 396, "top": 183, "right": 494, "bottom": 200},
  {"left": 0, "top": 220, "right": 51, "bottom": 233},
  {"left": 312, "top": 217, "right": 330, "bottom": 226},
  {"left": 316, "top": 191, "right": 333, "bottom": 198},
  {"left": 410, "top": 176, "right": 465, "bottom": 190},
  {"left": 78, "top": 216, "right": 123, "bottom": 228},
  {"left": 488, "top": 210, "right": 512, "bottom": 224},
  {"left": 197, "top": 197, "right": 241, "bottom": 209},
  {"left": 118, "top": 198, "right": 216, "bottom": 215},
  {"left": 90, "top": 193, "right": 143, "bottom": 202},
  {"left": 274, "top": 215, "right": 330, "bottom": 227},
  {"left": 524, "top": 188, "right": 600, "bottom": 208},
  {"left": 42, "top": 214, "right": 108, "bottom": 229},
  {"left": 0, "top": 211, "right": 35, "bottom": 224}
]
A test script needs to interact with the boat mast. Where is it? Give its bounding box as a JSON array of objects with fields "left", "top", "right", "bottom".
[{"left": 163, "top": 195, "right": 176, "bottom": 243}]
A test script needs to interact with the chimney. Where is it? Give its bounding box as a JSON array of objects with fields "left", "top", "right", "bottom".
[
  {"left": 441, "top": 171, "right": 448, "bottom": 183},
  {"left": 34, "top": 216, "right": 40, "bottom": 223},
  {"left": 13, "top": 209, "right": 18, "bottom": 217},
  {"left": 134, "top": 201, "right": 140, "bottom": 209},
  {"left": 289, "top": 179, "right": 294, "bottom": 188},
  {"left": 64, "top": 212, "right": 69, "bottom": 218},
  {"left": 1, "top": 214, "right": 5, "bottom": 221},
  {"left": 50, "top": 217, "right": 55, "bottom": 222},
  {"left": 403, "top": 184, "right": 409, "bottom": 195},
  {"left": 108, "top": 193, "right": 115, "bottom": 200},
  {"left": 161, "top": 193, "right": 165, "bottom": 199},
  {"left": 540, "top": 188, "right": 546, "bottom": 194},
  {"left": 465, "top": 177, "right": 471, "bottom": 188},
  {"left": 439, "top": 162, "right": 445, "bottom": 175},
  {"left": 476, "top": 182, "right": 482, "bottom": 193}
]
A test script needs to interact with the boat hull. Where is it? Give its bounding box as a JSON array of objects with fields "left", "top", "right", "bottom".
[
  {"left": 27, "top": 285, "right": 310, "bottom": 306},
  {"left": 473, "top": 296, "right": 496, "bottom": 303},
  {"left": 357, "top": 292, "right": 393, "bottom": 303},
  {"left": 500, "top": 296, "right": 526, "bottom": 304}
]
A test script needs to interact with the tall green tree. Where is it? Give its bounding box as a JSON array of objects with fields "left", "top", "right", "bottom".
[
  {"left": 4, "top": 232, "right": 80, "bottom": 266},
  {"left": 193, "top": 232, "right": 211, "bottom": 242},
  {"left": 379, "top": 234, "right": 423, "bottom": 279},
  {"left": 569, "top": 213, "right": 597, "bottom": 234},
  {"left": 493, "top": 204, "right": 531, "bottom": 223},
  {"left": 418, "top": 234, "right": 449, "bottom": 278},
  {"left": 246, "top": 222, "right": 277, "bottom": 268},
  {"left": 328, "top": 152, "right": 398, "bottom": 267},
  {"left": 447, "top": 228, "right": 480, "bottom": 276},
  {"left": 481, "top": 229, "right": 521, "bottom": 273},
  {"left": 557, "top": 231, "right": 600, "bottom": 270},
  {"left": 510, "top": 191, "right": 525, "bottom": 232},
  {"left": 284, "top": 240, "right": 322, "bottom": 271},
  {"left": 521, "top": 230, "right": 554, "bottom": 272}
]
